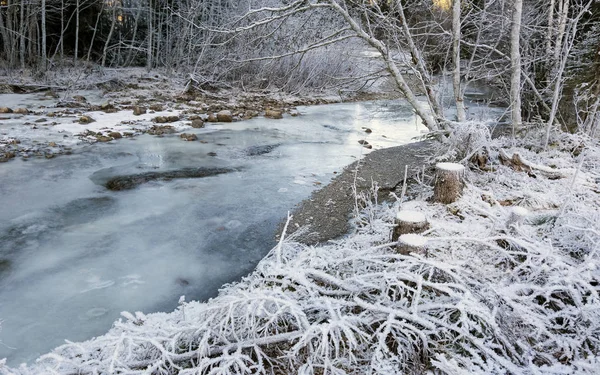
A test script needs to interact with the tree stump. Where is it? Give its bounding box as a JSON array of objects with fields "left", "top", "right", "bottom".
[
  {"left": 392, "top": 210, "right": 429, "bottom": 241},
  {"left": 433, "top": 162, "right": 465, "bottom": 204},
  {"left": 397, "top": 234, "right": 428, "bottom": 255}
]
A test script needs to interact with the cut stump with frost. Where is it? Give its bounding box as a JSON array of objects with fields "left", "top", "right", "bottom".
[
  {"left": 433, "top": 162, "right": 465, "bottom": 204},
  {"left": 392, "top": 210, "right": 429, "bottom": 241},
  {"left": 397, "top": 234, "right": 428, "bottom": 255}
]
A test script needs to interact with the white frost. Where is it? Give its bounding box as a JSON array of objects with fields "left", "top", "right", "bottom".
[
  {"left": 436, "top": 162, "right": 465, "bottom": 171},
  {"left": 398, "top": 233, "right": 428, "bottom": 247},
  {"left": 396, "top": 210, "right": 426, "bottom": 223}
]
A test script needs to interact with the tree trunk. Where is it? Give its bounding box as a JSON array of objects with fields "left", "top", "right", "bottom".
[
  {"left": 41, "top": 0, "right": 46, "bottom": 70},
  {"left": 147, "top": 0, "right": 153, "bottom": 72},
  {"left": 510, "top": 0, "right": 523, "bottom": 133},
  {"left": 125, "top": 6, "right": 142, "bottom": 66},
  {"left": 553, "top": 0, "right": 570, "bottom": 71},
  {"left": 60, "top": 0, "right": 64, "bottom": 62},
  {"left": 452, "top": 0, "right": 466, "bottom": 122},
  {"left": 74, "top": 0, "right": 80, "bottom": 64},
  {"left": 546, "top": 0, "right": 556, "bottom": 58},
  {"left": 0, "top": 3, "right": 12, "bottom": 66},
  {"left": 19, "top": 0, "right": 25, "bottom": 70},
  {"left": 394, "top": 0, "right": 445, "bottom": 121},
  {"left": 87, "top": 2, "right": 104, "bottom": 62},
  {"left": 102, "top": 5, "right": 118, "bottom": 67},
  {"left": 325, "top": 0, "right": 440, "bottom": 132}
]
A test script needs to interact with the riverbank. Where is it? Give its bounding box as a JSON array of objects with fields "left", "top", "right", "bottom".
[
  {"left": 3, "top": 122, "right": 598, "bottom": 374},
  {"left": 282, "top": 140, "right": 433, "bottom": 244},
  {"left": 0, "top": 70, "right": 402, "bottom": 163}
]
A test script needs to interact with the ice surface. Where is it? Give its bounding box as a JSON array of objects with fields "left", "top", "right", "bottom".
[{"left": 0, "top": 98, "right": 428, "bottom": 366}]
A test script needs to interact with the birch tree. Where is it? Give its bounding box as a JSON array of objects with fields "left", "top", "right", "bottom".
[
  {"left": 510, "top": 0, "right": 523, "bottom": 132},
  {"left": 452, "top": 0, "right": 466, "bottom": 122}
]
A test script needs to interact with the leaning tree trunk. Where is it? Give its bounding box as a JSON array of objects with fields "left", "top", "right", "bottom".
[
  {"left": 433, "top": 163, "right": 465, "bottom": 204},
  {"left": 87, "top": 2, "right": 105, "bottom": 62},
  {"left": 102, "top": 5, "right": 118, "bottom": 67}
]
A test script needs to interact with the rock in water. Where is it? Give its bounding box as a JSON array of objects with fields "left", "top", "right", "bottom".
[
  {"left": 265, "top": 108, "right": 283, "bottom": 119},
  {"left": 149, "top": 103, "right": 164, "bottom": 111},
  {"left": 217, "top": 110, "right": 233, "bottom": 122},
  {"left": 104, "top": 167, "right": 238, "bottom": 190},
  {"left": 245, "top": 144, "right": 281, "bottom": 156},
  {"left": 0, "top": 107, "right": 13, "bottom": 113},
  {"left": 79, "top": 115, "right": 95, "bottom": 124},
  {"left": 148, "top": 125, "right": 176, "bottom": 135},
  {"left": 180, "top": 133, "right": 198, "bottom": 141},
  {"left": 14, "top": 108, "right": 29, "bottom": 114},
  {"left": 133, "top": 106, "right": 147, "bottom": 116},
  {"left": 191, "top": 119, "right": 205, "bottom": 128}
]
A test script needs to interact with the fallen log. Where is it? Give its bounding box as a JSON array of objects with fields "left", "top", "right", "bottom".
[{"left": 498, "top": 149, "right": 570, "bottom": 179}]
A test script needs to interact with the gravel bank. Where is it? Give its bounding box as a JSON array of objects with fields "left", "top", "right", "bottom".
[{"left": 282, "top": 140, "right": 433, "bottom": 244}]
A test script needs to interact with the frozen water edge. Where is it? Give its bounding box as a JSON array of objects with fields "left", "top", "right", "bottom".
[{"left": 0, "top": 97, "right": 430, "bottom": 366}]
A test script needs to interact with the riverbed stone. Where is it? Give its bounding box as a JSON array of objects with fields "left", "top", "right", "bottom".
[
  {"left": 79, "top": 115, "right": 95, "bottom": 124},
  {"left": 148, "top": 125, "right": 176, "bottom": 135},
  {"left": 0, "top": 107, "right": 13, "bottom": 113},
  {"left": 96, "top": 135, "right": 113, "bottom": 142},
  {"left": 149, "top": 103, "right": 164, "bottom": 111},
  {"left": 265, "top": 108, "right": 283, "bottom": 119},
  {"left": 153, "top": 115, "right": 179, "bottom": 123},
  {"left": 105, "top": 167, "right": 237, "bottom": 190},
  {"left": 109, "top": 132, "right": 122, "bottom": 139},
  {"left": 190, "top": 119, "right": 205, "bottom": 128},
  {"left": 217, "top": 110, "right": 233, "bottom": 122},
  {"left": 0, "top": 151, "right": 16, "bottom": 162},
  {"left": 180, "top": 133, "right": 197, "bottom": 141},
  {"left": 133, "top": 106, "right": 147, "bottom": 115}
]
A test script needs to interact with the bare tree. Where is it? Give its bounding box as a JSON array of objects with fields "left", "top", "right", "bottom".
[{"left": 510, "top": 0, "right": 523, "bottom": 133}]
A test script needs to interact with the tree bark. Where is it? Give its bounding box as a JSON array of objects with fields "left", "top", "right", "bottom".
[
  {"left": 510, "top": 0, "right": 523, "bottom": 133},
  {"left": 102, "top": 5, "right": 118, "bottom": 67},
  {"left": 41, "top": 0, "right": 46, "bottom": 70},
  {"left": 147, "top": 0, "right": 153, "bottom": 72},
  {"left": 452, "top": 0, "right": 466, "bottom": 122},
  {"left": 19, "top": 0, "right": 25, "bottom": 70},
  {"left": 433, "top": 163, "right": 465, "bottom": 204},
  {"left": 74, "top": 0, "right": 80, "bottom": 64}
]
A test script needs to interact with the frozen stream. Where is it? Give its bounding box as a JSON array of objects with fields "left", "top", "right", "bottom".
[{"left": 0, "top": 99, "right": 434, "bottom": 365}]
